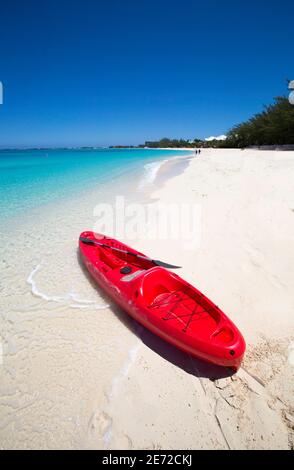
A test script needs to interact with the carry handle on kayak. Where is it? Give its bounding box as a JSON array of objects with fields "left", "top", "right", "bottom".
[{"left": 79, "top": 237, "right": 181, "bottom": 269}]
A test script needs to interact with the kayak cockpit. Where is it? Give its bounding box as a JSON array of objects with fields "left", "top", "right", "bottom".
[{"left": 140, "top": 268, "right": 233, "bottom": 343}]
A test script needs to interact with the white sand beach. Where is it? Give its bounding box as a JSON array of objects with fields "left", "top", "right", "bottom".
[{"left": 1, "top": 149, "right": 294, "bottom": 449}]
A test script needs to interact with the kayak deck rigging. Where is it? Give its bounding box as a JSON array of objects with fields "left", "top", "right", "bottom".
[{"left": 149, "top": 290, "right": 216, "bottom": 334}]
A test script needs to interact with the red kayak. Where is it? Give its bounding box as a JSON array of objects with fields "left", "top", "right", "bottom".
[{"left": 79, "top": 231, "right": 246, "bottom": 370}]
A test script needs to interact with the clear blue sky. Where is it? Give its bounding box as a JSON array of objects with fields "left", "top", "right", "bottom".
[{"left": 0, "top": 0, "right": 293, "bottom": 147}]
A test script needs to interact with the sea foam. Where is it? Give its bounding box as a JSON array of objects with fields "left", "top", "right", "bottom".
[
  {"left": 138, "top": 159, "right": 168, "bottom": 189},
  {"left": 27, "top": 265, "right": 109, "bottom": 310}
]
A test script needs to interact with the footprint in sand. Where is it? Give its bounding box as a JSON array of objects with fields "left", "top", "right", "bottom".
[
  {"left": 88, "top": 410, "right": 112, "bottom": 437},
  {"left": 111, "top": 433, "right": 133, "bottom": 450}
]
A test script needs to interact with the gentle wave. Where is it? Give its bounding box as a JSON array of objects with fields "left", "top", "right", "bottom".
[
  {"left": 0, "top": 148, "right": 191, "bottom": 221},
  {"left": 138, "top": 159, "right": 169, "bottom": 189},
  {"left": 27, "top": 265, "right": 109, "bottom": 310}
]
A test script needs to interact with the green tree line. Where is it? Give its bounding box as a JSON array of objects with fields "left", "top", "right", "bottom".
[
  {"left": 139, "top": 138, "right": 202, "bottom": 148},
  {"left": 110, "top": 96, "right": 294, "bottom": 149},
  {"left": 223, "top": 96, "right": 294, "bottom": 148}
]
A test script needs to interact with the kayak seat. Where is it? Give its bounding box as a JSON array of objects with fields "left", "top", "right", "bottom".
[{"left": 140, "top": 268, "right": 182, "bottom": 306}]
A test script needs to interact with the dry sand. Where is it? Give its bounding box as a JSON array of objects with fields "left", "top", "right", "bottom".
[{"left": 0, "top": 148, "right": 293, "bottom": 449}]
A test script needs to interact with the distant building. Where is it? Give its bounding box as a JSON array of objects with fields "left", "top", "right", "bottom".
[
  {"left": 289, "top": 80, "right": 294, "bottom": 105},
  {"left": 205, "top": 135, "right": 227, "bottom": 142}
]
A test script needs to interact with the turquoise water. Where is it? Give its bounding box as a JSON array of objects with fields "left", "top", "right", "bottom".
[{"left": 0, "top": 148, "right": 191, "bottom": 220}]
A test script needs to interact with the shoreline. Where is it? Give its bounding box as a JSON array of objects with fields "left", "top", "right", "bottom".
[
  {"left": 0, "top": 149, "right": 193, "bottom": 227},
  {"left": 0, "top": 148, "right": 293, "bottom": 449},
  {"left": 0, "top": 149, "right": 194, "bottom": 450}
]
